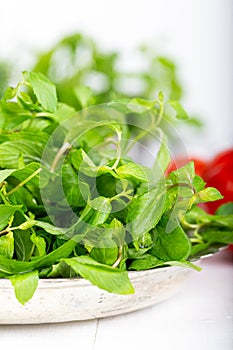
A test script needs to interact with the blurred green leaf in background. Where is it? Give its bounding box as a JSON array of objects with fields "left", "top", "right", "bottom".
[{"left": 0, "top": 33, "right": 183, "bottom": 109}]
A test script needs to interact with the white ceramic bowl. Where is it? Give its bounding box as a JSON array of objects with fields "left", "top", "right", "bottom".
[{"left": 0, "top": 265, "right": 192, "bottom": 324}]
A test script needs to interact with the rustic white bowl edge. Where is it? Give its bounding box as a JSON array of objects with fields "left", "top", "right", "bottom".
[{"left": 0, "top": 265, "right": 193, "bottom": 324}]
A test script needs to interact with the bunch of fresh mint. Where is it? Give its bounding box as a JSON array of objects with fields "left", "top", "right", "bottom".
[{"left": 0, "top": 71, "right": 232, "bottom": 305}]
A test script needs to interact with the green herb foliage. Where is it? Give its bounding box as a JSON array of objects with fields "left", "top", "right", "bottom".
[
  {"left": 33, "top": 33, "right": 183, "bottom": 109},
  {"left": 0, "top": 72, "right": 232, "bottom": 305}
]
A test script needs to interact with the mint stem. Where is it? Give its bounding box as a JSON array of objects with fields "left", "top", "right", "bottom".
[{"left": 6, "top": 168, "right": 42, "bottom": 196}]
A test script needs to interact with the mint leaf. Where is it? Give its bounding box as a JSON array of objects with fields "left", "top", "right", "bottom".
[
  {"left": 129, "top": 254, "right": 163, "bottom": 270},
  {"left": 153, "top": 132, "right": 171, "bottom": 179},
  {"left": 116, "top": 162, "right": 149, "bottom": 182},
  {"left": 167, "top": 100, "right": 189, "bottom": 119},
  {"left": 0, "top": 169, "right": 16, "bottom": 183},
  {"left": 193, "top": 175, "right": 206, "bottom": 192},
  {"left": 33, "top": 221, "right": 67, "bottom": 236},
  {"left": 90, "top": 244, "right": 118, "bottom": 266},
  {"left": 216, "top": 202, "right": 233, "bottom": 215},
  {"left": 169, "top": 161, "right": 195, "bottom": 184},
  {"left": 14, "top": 228, "right": 34, "bottom": 262},
  {"left": 194, "top": 187, "right": 223, "bottom": 203},
  {"left": 28, "top": 71, "right": 57, "bottom": 113},
  {"left": 74, "top": 86, "right": 92, "bottom": 108},
  {"left": 129, "top": 254, "right": 200, "bottom": 271},
  {"left": 30, "top": 233, "right": 46, "bottom": 257},
  {"left": 150, "top": 221, "right": 191, "bottom": 261},
  {"left": 0, "top": 205, "right": 23, "bottom": 230},
  {"left": 10, "top": 270, "right": 39, "bottom": 305},
  {"left": 0, "top": 231, "right": 14, "bottom": 258},
  {"left": 126, "top": 185, "right": 166, "bottom": 238},
  {"left": 202, "top": 230, "right": 233, "bottom": 245},
  {"left": 0, "top": 132, "right": 49, "bottom": 168},
  {"left": 63, "top": 256, "right": 134, "bottom": 295}
]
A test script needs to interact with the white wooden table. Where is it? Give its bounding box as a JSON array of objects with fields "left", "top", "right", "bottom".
[{"left": 0, "top": 249, "right": 232, "bottom": 350}]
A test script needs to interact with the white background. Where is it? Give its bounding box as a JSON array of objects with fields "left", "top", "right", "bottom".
[{"left": 0, "top": 0, "right": 232, "bottom": 157}]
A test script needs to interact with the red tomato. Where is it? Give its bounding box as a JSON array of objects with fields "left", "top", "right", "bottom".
[
  {"left": 207, "top": 149, "right": 233, "bottom": 171},
  {"left": 203, "top": 149, "right": 233, "bottom": 214},
  {"left": 166, "top": 156, "right": 207, "bottom": 177},
  {"left": 229, "top": 245, "right": 233, "bottom": 252}
]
